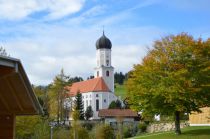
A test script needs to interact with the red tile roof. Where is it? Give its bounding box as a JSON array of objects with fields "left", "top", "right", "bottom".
[
  {"left": 98, "top": 109, "right": 138, "bottom": 117},
  {"left": 66, "top": 77, "right": 110, "bottom": 96}
]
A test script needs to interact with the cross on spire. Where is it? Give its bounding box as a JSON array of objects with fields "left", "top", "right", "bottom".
[{"left": 103, "top": 25, "right": 105, "bottom": 36}]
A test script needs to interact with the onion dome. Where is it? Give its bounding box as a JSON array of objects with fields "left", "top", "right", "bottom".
[{"left": 96, "top": 31, "right": 112, "bottom": 49}]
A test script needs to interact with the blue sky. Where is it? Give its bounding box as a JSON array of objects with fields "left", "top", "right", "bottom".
[{"left": 1, "top": 0, "right": 210, "bottom": 85}]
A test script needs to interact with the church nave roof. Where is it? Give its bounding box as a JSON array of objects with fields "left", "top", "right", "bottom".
[{"left": 66, "top": 77, "right": 110, "bottom": 96}]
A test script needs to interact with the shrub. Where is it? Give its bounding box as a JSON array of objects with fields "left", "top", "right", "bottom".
[
  {"left": 70, "top": 126, "right": 90, "bottom": 139},
  {"left": 78, "top": 127, "right": 90, "bottom": 139},
  {"left": 82, "top": 122, "right": 95, "bottom": 131},
  {"left": 138, "top": 123, "right": 147, "bottom": 133},
  {"left": 54, "top": 128, "right": 70, "bottom": 139},
  {"left": 94, "top": 124, "right": 115, "bottom": 139},
  {"left": 123, "top": 127, "right": 133, "bottom": 138}
]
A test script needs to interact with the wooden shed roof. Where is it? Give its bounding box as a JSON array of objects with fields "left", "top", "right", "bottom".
[{"left": 0, "top": 56, "right": 43, "bottom": 115}]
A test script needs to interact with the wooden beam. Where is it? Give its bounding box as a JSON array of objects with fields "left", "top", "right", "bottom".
[
  {"left": 5, "top": 78, "right": 24, "bottom": 112},
  {"left": 0, "top": 85, "right": 10, "bottom": 112},
  {"left": 18, "top": 73, "right": 38, "bottom": 112}
]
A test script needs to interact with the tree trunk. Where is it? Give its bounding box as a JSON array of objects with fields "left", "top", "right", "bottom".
[{"left": 174, "top": 111, "right": 181, "bottom": 135}]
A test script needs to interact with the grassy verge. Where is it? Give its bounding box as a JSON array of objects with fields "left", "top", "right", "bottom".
[
  {"left": 128, "top": 126, "right": 210, "bottom": 139},
  {"left": 114, "top": 84, "right": 126, "bottom": 99}
]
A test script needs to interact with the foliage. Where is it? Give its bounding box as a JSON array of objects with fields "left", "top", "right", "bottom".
[
  {"left": 52, "top": 127, "right": 70, "bottom": 139},
  {"left": 69, "top": 116, "right": 90, "bottom": 139},
  {"left": 114, "top": 72, "right": 126, "bottom": 85},
  {"left": 72, "top": 109, "right": 80, "bottom": 121},
  {"left": 126, "top": 33, "right": 210, "bottom": 134},
  {"left": 138, "top": 123, "right": 147, "bottom": 133},
  {"left": 30, "top": 120, "right": 50, "bottom": 139},
  {"left": 0, "top": 46, "right": 9, "bottom": 56},
  {"left": 94, "top": 124, "right": 115, "bottom": 139},
  {"left": 16, "top": 116, "right": 49, "bottom": 139},
  {"left": 109, "top": 99, "right": 122, "bottom": 109},
  {"left": 67, "top": 76, "right": 83, "bottom": 84},
  {"left": 70, "top": 125, "right": 90, "bottom": 139},
  {"left": 82, "top": 122, "right": 95, "bottom": 131},
  {"left": 123, "top": 126, "right": 133, "bottom": 138},
  {"left": 74, "top": 92, "right": 84, "bottom": 120},
  {"left": 87, "top": 75, "right": 94, "bottom": 80},
  {"left": 16, "top": 86, "right": 50, "bottom": 139},
  {"left": 85, "top": 105, "right": 93, "bottom": 120},
  {"left": 33, "top": 85, "right": 49, "bottom": 116},
  {"left": 48, "top": 69, "right": 69, "bottom": 123},
  {"left": 77, "top": 126, "right": 90, "bottom": 139}
]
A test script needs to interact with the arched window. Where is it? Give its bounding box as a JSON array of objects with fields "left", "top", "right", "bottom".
[
  {"left": 96, "top": 99, "right": 99, "bottom": 111},
  {"left": 106, "top": 71, "right": 109, "bottom": 76}
]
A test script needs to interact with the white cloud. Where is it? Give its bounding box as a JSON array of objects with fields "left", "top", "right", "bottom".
[
  {"left": 113, "top": 45, "right": 147, "bottom": 73},
  {"left": 0, "top": 0, "right": 165, "bottom": 85},
  {"left": 3, "top": 23, "right": 162, "bottom": 85},
  {"left": 0, "top": 0, "right": 85, "bottom": 20},
  {"left": 46, "top": 0, "right": 85, "bottom": 20}
]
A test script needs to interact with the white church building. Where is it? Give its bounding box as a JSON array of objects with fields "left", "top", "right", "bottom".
[{"left": 66, "top": 32, "right": 118, "bottom": 119}]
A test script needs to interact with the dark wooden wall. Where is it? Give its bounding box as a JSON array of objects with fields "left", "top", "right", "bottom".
[{"left": 0, "top": 114, "right": 15, "bottom": 139}]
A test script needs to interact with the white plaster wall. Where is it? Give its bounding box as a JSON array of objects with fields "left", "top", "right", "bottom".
[
  {"left": 70, "top": 92, "right": 118, "bottom": 120},
  {"left": 94, "top": 48, "right": 114, "bottom": 93},
  {"left": 96, "top": 49, "right": 111, "bottom": 67},
  {"left": 82, "top": 93, "right": 92, "bottom": 111}
]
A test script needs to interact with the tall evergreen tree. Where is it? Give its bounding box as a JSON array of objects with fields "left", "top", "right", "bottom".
[
  {"left": 74, "top": 92, "right": 84, "bottom": 120},
  {"left": 85, "top": 106, "right": 93, "bottom": 120}
]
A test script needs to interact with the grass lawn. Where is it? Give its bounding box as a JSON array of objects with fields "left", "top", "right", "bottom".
[
  {"left": 129, "top": 126, "right": 210, "bottom": 139},
  {"left": 114, "top": 84, "right": 126, "bottom": 99}
]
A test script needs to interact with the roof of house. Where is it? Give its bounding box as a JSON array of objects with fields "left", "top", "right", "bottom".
[
  {"left": 98, "top": 109, "right": 138, "bottom": 117},
  {"left": 0, "top": 55, "right": 43, "bottom": 115},
  {"left": 66, "top": 77, "right": 110, "bottom": 96}
]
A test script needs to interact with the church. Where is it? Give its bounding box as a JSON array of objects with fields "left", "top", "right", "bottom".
[{"left": 66, "top": 32, "right": 118, "bottom": 119}]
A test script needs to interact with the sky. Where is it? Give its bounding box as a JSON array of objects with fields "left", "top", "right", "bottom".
[{"left": 1, "top": 0, "right": 210, "bottom": 85}]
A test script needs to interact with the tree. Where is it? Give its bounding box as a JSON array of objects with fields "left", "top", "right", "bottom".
[
  {"left": 33, "top": 85, "right": 49, "bottom": 116},
  {"left": 108, "top": 100, "right": 122, "bottom": 109},
  {"left": 114, "top": 72, "right": 126, "bottom": 85},
  {"left": 126, "top": 33, "right": 210, "bottom": 134},
  {"left": 85, "top": 106, "right": 93, "bottom": 120},
  {"left": 16, "top": 86, "right": 50, "bottom": 139},
  {"left": 48, "top": 69, "right": 69, "bottom": 124},
  {"left": 67, "top": 76, "right": 83, "bottom": 84},
  {"left": 0, "top": 47, "right": 9, "bottom": 56},
  {"left": 87, "top": 75, "right": 94, "bottom": 80},
  {"left": 74, "top": 92, "right": 84, "bottom": 120}
]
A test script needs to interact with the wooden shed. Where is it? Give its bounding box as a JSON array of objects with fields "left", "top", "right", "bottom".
[
  {"left": 189, "top": 107, "right": 210, "bottom": 126},
  {"left": 0, "top": 56, "right": 43, "bottom": 139}
]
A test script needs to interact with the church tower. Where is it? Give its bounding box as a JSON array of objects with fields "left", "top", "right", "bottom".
[{"left": 94, "top": 32, "right": 114, "bottom": 92}]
